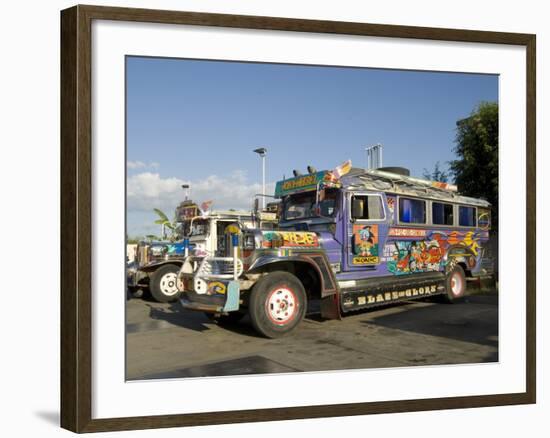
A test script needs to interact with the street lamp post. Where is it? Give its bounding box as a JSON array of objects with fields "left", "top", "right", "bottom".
[
  {"left": 181, "top": 184, "right": 190, "bottom": 200},
  {"left": 253, "top": 147, "right": 267, "bottom": 209}
]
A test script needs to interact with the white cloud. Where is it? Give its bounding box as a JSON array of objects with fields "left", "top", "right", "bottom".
[
  {"left": 127, "top": 160, "right": 146, "bottom": 169},
  {"left": 127, "top": 170, "right": 275, "bottom": 214},
  {"left": 127, "top": 161, "right": 161, "bottom": 170}
]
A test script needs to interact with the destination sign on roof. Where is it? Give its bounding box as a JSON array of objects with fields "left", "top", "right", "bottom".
[
  {"left": 177, "top": 204, "right": 198, "bottom": 220},
  {"left": 275, "top": 171, "right": 328, "bottom": 197}
]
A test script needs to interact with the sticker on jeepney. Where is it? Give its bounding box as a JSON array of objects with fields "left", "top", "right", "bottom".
[
  {"left": 352, "top": 256, "right": 379, "bottom": 265},
  {"left": 388, "top": 228, "right": 427, "bottom": 237},
  {"left": 478, "top": 212, "right": 491, "bottom": 230},
  {"left": 363, "top": 284, "right": 439, "bottom": 305},
  {"left": 207, "top": 281, "right": 227, "bottom": 295},
  {"left": 262, "top": 231, "right": 319, "bottom": 248},
  {"left": 352, "top": 224, "right": 379, "bottom": 261}
]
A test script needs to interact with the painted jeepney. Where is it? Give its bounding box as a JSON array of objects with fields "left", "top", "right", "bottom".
[
  {"left": 177, "top": 164, "right": 494, "bottom": 338},
  {"left": 128, "top": 200, "right": 277, "bottom": 302}
]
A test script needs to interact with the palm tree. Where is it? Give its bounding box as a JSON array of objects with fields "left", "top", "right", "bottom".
[{"left": 153, "top": 208, "right": 179, "bottom": 241}]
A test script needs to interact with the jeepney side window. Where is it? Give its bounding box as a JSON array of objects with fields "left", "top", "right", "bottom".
[
  {"left": 432, "top": 202, "right": 454, "bottom": 226},
  {"left": 217, "top": 221, "right": 229, "bottom": 250},
  {"left": 190, "top": 219, "right": 209, "bottom": 236},
  {"left": 351, "top": 195, "right": 384, "bottom": 220},
  {"left": 399, "top": 198, "right": 426, "bottom": 224},
  {"left": 459, "top": 206, "right": 477, "bottom": 227}
]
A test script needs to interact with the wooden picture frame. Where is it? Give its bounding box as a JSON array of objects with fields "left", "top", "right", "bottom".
[{"left": 60, "top": 4, "right": 536, "bottom": 433}]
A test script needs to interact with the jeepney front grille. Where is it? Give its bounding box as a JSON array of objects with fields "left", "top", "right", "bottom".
[
  {"left": 197, "top": 257, "right": 244, "bottom": 279},
  {"left": 138, "top": 245, "right": 149, "bottom": 266}
]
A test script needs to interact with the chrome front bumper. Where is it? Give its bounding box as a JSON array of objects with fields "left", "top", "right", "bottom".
[{"left": 178, "top": 256, "right": 242, "bottom": 313}]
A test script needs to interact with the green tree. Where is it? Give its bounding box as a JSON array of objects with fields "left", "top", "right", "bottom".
[
  {"left": 153, "top": 208, "right": 179, "bottom": 241},
  {"left": 126, "top": 235, "right": 140, "bottom": 244},
  {"left": 450, "top": 101, "right": 499, "bottom": 230},
  {"left": 422, "top": 161, "right": 449, "bottom": 182}
]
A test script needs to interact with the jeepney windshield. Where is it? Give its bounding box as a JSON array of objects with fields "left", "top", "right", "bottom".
[
  {"left": 283, "top": 189, "right": 338, "bottom": 220},
  {"left": 180, "top": 218, "right": 210, "bottom": 237}
]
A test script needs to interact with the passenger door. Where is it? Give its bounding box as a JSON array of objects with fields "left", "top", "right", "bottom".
[{"left": 344, "top": 192, "right": 389, "bottom": 272}]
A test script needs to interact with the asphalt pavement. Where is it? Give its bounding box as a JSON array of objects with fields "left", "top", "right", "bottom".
[{"left": 126, "top": 281, "right": 498, "bottom": 380}]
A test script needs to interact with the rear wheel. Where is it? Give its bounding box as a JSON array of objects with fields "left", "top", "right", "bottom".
[
  {"left": 249, "top": 272, "right": 306, "bottom": 338},
  {"left": 150, "top": 264, "right": 182, "bottom": 302},
  {"left": 442, "top": 264, "right": 467, "bottom": 303}
]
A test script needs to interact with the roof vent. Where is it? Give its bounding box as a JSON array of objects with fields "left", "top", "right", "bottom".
[{"left": 376, "top": 166, "right": 410, "bottom": 176}]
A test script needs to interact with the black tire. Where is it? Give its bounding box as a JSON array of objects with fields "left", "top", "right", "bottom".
[
  {"left": 442, "top": 264, "right": 467, "bottom": 303},
  {"left": 150, "top": 264, "right": 182, "bottom": 302},
  {"left": 249, "top": 271, "right": 307, "bottom": 338}
]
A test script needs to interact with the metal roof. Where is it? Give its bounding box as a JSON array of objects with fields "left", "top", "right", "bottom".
[
  {"left": 185, "top": 210, "right": 253, "bottom": 220},
  {"left": 340, "top": 168, "right": 491, "bottom": 207}
]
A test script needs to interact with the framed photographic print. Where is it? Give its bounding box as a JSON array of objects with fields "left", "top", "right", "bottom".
[{"left": 60, "top": 4, "right": 536, "bottom": 433}]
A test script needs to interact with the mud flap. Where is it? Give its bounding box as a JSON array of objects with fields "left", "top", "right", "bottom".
[
  {"left": 321, "top": 293, "right": 341, "bottom": 320},
  {"left": 222, "top": 280, "right": 240, "bottom": 312}
]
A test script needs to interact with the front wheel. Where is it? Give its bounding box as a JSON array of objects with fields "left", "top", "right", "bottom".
[
  {"left": 249, "top": 272, "right": 307, "bottom": 338},
  {"left": 150, "top": 264, "right": 182, "bottom": 302},
  {"left": 442, "top": 264, "right": 467, "bottom": 303}
]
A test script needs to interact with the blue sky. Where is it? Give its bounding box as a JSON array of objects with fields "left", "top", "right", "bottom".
[{"left": 126, "top": 56, "right": 498, "bottom": 237}]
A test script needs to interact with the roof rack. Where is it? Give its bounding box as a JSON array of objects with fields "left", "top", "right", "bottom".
[{"left": 341, "top": 168, "right": 490, "bottom": 207}]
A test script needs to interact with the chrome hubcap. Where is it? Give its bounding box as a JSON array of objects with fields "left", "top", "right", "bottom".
[
  {"left": 450, "top": 273, "right": 463, "bottom": 296},
  {"left": 160, "top": 272, "right": 179, "bottom": 296},
  {"left": 266, "top": 287, "right": 297, "bottom": 325}
]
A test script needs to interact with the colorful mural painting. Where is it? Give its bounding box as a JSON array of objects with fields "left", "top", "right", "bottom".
[
  {"left": 166, "top": 243, "right": 186, "bottom": 255},
  {"left": 446, "top": 231, "right": 481, "bottom": 255},
  {"left": 461, "top": 231, "right": 481, "bottom": 256},
  {"left": 352, "top": 224, "right": 379, "bottom": 265},
  {"left": 385, "top": 238, "right": 445, "bottom": 275},
  {"left": 262, "top": 231, "right": 319, "bottom": 248},
  {"left": 385, "top": 230, "right": 484, "bottom": 275}
]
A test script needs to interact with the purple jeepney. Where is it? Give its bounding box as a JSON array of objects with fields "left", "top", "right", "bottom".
[{"left": 178, "top": 164, "right": 494, "bottom": 338}]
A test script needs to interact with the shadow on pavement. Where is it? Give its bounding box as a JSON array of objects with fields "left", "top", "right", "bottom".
[
  {"left": 132, "top": 299, "right": 330, "bottom": 338},
  {"left": 134, "top": 355, "right": 299, "bottom": 380},
  {"left": 360, "top": 293, "right": 499, "bottom": 349},
  {"left": 125, "top": 301, "right": 211, "bottom": 333},
  {"left": 136, "top": 301, "right": 266, "bottom": 338}
]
